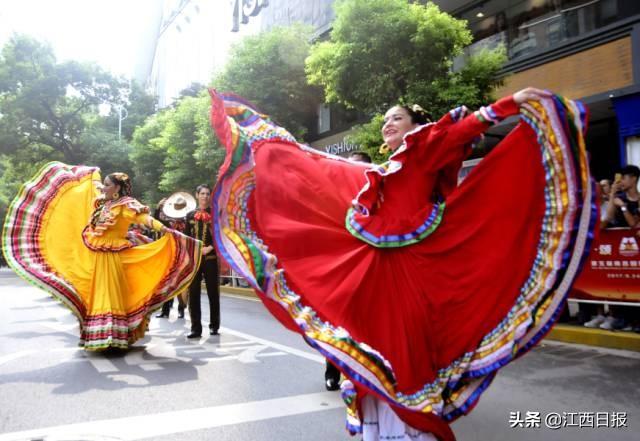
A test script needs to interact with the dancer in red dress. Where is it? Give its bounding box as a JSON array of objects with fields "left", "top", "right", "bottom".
[{"left": 208, "top": 87, "right": 595, "bottom": 440}]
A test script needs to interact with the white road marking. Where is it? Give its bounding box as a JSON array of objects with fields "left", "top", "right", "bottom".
[
  {"left": 50, "top": 347, "right": 80, "bottom": 354},
  {"left": 0, "top": 350, "right": 35, "bottom": 367},
  {"left": 237, "top": 344, "right": 269, "bottom": 363},
  {"left": 181, "top": 346, "right": 208, "bottom": 353},
  {"left": 0, "top": 392, "right": 344, "bottom": 441},
  {"left": 219, "top": 327, "right": 325, "bottom": 364},
  {"left": 106, "top": 374, "right": 150, "bottom": 386},
  {"left": 138, "top": 363, "right": 164, "bottom": 371},
  {"left": 193, "top": 351, "right": 287, "bottom": 364},
  {"left": 213, "top": 345, "right": 264, "bottom": 354},
  {"left": 86, "top": 356, "right": 119, "bottom": 373},
  {"left": 217, "top": 340, "right": 259, "bottom": 347},
  {"left": 41, "top": 319, "right": 78, "bottom": 335},
  {"left": 1, "top": 281, "right": 338, "bottom": 440},
  {"left": 251, "top": 351, "right": 286, "bottom": 357},
  {"left": 142, "top": 343, "right": 191, "bottom": 363},
  {"left": 0, "top": 339, "right": 296, "bottom": 374}
]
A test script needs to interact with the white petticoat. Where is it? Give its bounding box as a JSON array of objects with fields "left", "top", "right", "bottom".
[{"left": 361, "top": 395, "right": 438, "bottom": 441}]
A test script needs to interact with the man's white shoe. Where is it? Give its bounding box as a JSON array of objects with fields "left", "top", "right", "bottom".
[
  {"left": 584, "top": 315, "right": 606, "bottom": 328},
  {"left": 599, "top": 316, "right": 616, "bottom": 330}
]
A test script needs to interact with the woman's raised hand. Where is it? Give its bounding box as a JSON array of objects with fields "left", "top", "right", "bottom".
[{"left": 513, "top": 87, "right": 553, "bottom": 105}]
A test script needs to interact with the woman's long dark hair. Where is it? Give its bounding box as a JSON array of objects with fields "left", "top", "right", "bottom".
[{"left": 107, "top": 172, "right": 133, "bottom": 197}]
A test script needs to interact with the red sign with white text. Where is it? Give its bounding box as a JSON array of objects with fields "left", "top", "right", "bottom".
[{"left": 570, "top": 228, "right": 640, "bottom": 303}]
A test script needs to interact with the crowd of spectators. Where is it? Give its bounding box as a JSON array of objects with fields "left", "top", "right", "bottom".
[{"left": 579, "top": 165, "right": 639, "bottom": 332}]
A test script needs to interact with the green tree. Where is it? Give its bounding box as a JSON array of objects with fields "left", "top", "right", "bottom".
[
  {"left": 0, "top": 35, "right": 157, "bottom": 205},
  {"left": 159, "top": 95, "right": 224, "bottom": 193},
  {"left": 130, "top": 110, "right": 173, "bottom": 204},
  {"left": 306, "top": 0, "right": 507, "bottom": 160},
  {"left": 423, "top": 47, "right": 508, "bottom": 117},
  {"left": 130, "top": 94, "right": 224, "bottom": 203},
  {"left": 307, "top": 0, "right": 473, "bottom": 113},
  {"left": 213, "top": 24, "right": 322, "bottom": 140},
  {"left": 80, "top": 130, "right": 135, "bottom": 179},
  {"left": 0, "top": 35, "right": 124, "bottom": 163},
  {"left": 346, "top": 114, "right": 389, "bottom": 163},
  {"left": 176, "top": 82, "right": 205, "bottom": 100},
  {"left": 348, "top": 47, "right": 508, "bottom": 160},
  {"left": 95, "top": 81, "right": 157, "bottom": 142}
]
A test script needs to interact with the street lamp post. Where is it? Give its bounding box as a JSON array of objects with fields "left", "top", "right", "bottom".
[
  {"left": 116, "top": 105, "right": 128, "bottom": 141},
  {"left": 99, "top": 103, "right": 128, "bottom": 141}
]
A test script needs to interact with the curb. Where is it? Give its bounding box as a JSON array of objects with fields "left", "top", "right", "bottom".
[
  {"left": 221, "top": 286, "right": 256, "bottom": 299},
  {"left": 546, "top": 323, "right": 640, "bottom": 352},
  {"left": 219, "top": 285, "right": 640, "bottom": 353}
]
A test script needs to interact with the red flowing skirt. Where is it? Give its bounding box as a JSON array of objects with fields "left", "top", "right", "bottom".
[{"left": 209, "top": 91, "right": 595, "bottom": 441}]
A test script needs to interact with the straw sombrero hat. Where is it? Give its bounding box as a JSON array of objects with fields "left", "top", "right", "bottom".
[{"left": 162, "top": 191, "right": 196, "bottom": 219}]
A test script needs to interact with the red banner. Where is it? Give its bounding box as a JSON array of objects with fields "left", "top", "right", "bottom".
[{"left": 570, "top": 228, "right": 640, "bottom": 303}]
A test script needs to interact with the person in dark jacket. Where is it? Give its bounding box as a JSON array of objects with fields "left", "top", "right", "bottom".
[{"left": 185, "top": 184, "right": 220, "bottom": 338}]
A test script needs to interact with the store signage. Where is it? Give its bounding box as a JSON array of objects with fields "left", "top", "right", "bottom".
[
  {"left": 231, "top": 0, "right": 268, "bottom": 32},
  {"left": 323, "top": 140, "right": 360, "bottom": 156},
  {"left": 571, "top": 228, "right": 640, "bottom": 304}
]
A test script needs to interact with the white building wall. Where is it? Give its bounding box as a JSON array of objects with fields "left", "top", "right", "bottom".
[{"left": 148, "top": 0, "right": 262, "bottom": 108}]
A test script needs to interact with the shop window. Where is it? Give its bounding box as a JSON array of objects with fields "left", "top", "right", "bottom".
[
  {"left": 627, "top": 137, "right": 640, "bottom": 169},
  {"left": 318, "top": 103, "right": 330, "bottom": 134},
  {"left": 459, "top": 0, "right": 628, "bottom": 62}
]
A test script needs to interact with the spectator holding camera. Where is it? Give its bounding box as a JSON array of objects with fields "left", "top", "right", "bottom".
[{"left": 603, "top": 165, "right": 639, "bottom": 228}]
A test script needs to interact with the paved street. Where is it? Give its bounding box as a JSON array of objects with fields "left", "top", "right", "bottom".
[{"left": 0, "top": 268, "right": 638, "bottom": 441}]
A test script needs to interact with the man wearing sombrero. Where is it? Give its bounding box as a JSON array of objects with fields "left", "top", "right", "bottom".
[{"left": 156, "top": 192, "right": 197, "bottom": 319}]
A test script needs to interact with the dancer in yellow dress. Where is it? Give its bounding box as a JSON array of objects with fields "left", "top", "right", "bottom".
[{"left": 2, "top": 162, "right": 202, "bottom": 350}]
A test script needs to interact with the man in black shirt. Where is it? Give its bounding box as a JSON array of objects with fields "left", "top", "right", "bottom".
[
  {"left": 604, "top": 165, "right": 639, "bottom": 228},
  {"left": 185, "top": 184, "right": 220, "bottom": 338}
]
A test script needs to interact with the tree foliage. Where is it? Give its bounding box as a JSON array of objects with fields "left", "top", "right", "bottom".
[
  {"left": 346, "top": 114, "right": 389, "bottom": 163},
  {"left": 0, "top": 34, "right": 156, "bottom": 208},
  {"left": 130, "top": 110, "right": 173, "bottom": 204},
  {"left": 134, "top": 25, "right": 322, "bottom": 204},
  {"left": 348, "top": 46, "right": 507, "bottom": 161},
  {"left": 130, "top": 94, "right": 224, "bottom": 204},
  {"left": 0, "top": 35, "right": 123, "bottom": 163},
  {"left": 213, "top": 24, "right": 322, "bottom": 140},
  {"left": 94, "top": 81, "right": 157, "bottom": 142},
  {"left": 306, "top": 0, "right": 507, "bottom": 160},
  {"left": 158, "top": 95, "right": 223, "bottom": 193},
  {"left": 306, "top": 0, "right": 473, "bottom": 113}
]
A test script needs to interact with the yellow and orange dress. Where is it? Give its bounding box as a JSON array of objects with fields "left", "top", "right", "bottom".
[{"left": 2, "top": 162, "right": 202, "bottom": 350}]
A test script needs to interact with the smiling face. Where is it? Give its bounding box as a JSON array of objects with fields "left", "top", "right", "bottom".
[
  {"left": 102, "top": 177, "right": 120, "bottom": 200},
  {"left": 382, "top": 106, "right": 419, "bottom": 151}
]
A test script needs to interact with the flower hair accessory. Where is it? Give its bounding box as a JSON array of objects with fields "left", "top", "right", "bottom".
[
  {"left": 112, "top": 172, "right": 130, "bottom": 182},
  {"left": 108, "top": 172, "right": 133, "bottom": 197},
  {"left": 411, "top": 104, "right": 428, "bottom": 118}
]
